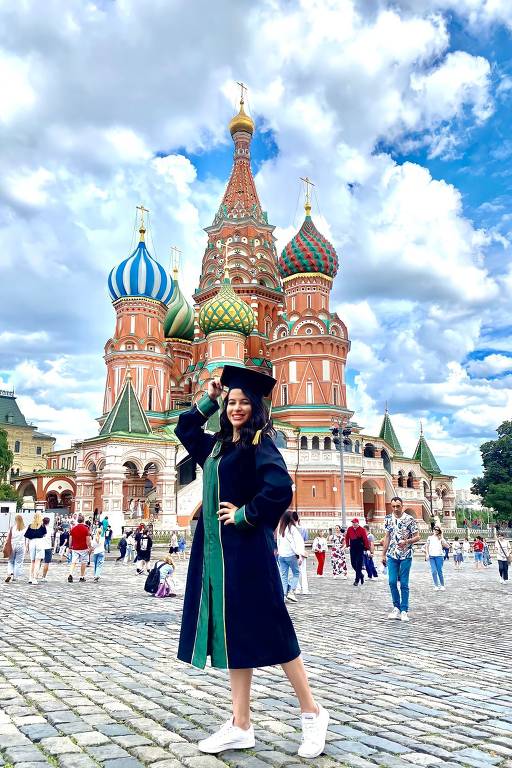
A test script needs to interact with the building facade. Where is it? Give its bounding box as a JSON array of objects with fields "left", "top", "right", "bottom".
[
  {"left": 29, "top": 97, "right": 455, "bottom": 529},
  {"left": 1, "top": 390, "right": 55, "bottom": 477}
]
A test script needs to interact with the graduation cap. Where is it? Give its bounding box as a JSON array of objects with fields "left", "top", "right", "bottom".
[
  {"left": 220, "top": 365, "right": 276, "bottom": 445},
  {"left": 220, "top": 365, "right": 276, "bottom": 399}
]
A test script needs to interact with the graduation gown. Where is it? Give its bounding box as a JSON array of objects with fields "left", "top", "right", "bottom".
[{"left": 175, "top": 394, "right": 300, "bottom": 670}]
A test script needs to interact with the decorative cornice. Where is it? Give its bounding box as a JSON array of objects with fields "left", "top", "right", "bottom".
[{"left": 282, "top": 272, "right": 333, "bottom": 284}]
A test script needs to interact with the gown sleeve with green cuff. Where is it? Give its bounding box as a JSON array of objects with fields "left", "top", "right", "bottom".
[{"left": 175, "top": 393, "right": 219, "bottom": 468}]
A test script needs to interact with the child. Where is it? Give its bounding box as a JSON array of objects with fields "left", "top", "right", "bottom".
[
  {"left": 154, "top": 555, "right": 177, "bottom": 598},
  {"left": 452, "top": 536, "right": 463, "bottom": 570}
]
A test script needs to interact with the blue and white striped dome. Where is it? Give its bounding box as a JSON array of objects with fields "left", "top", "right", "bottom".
[{"left": 108, "top": 232, "right": 173, "bottom": 304}]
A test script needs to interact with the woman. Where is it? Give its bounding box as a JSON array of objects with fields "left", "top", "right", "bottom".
[
  {"left": 169, "top": 531, "right": 179, "bottom": 555},
  {"left": 482, "top": 538, "right": 492, "bottom": 567},
  {"left": 154, "top": 554, "right": 177, "bottom": 598},
  {"left": 330, "top": 524, "right": 348, "bottom": 578},
  {"left": 92, "top": 528, "right": 105, "bottom": 582},
  {"left": 425, "top": 526, "right": 449, "bottom": 590},
  {"left": 452, "top": 536, "right": 463, "bottom": 570},
  {"left": 4, "top": 514, "right": 27, "bottom": 583},
  {"left": 277, "top": 511, "right": 306, "bottom": 602},
  {"left": 175, "top": 366, "right": 329, "bottom": 759},
  {"left": 24, "top": 512, "right": 47, "bottom": 585},
  {"left": 135, "top": 526, "right": 152, "bottom": 575},
  {"left": 495, "top": 533, "right": 510, "bottom": 583},
  {"left": 124, "top": 531, "right": 134, "bottom": 563},
  {"left": 312, "top": 531, "right": 328, "bottom": 576},
  {"left": 473, "top": 536, "right": 484, "bottom": 570}
]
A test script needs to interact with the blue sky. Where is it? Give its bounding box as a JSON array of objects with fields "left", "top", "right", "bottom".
[{"left": 0, "top": 0, "right": 511, "bottom": 488}]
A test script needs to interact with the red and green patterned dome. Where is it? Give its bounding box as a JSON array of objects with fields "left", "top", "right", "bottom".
[{"left": 278, "top": 212, "right": 338, "bottom": 279}]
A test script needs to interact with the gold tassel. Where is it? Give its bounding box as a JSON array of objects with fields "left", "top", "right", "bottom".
[{"left": 252, "top": 429, "right": 262, "bottom": 445}]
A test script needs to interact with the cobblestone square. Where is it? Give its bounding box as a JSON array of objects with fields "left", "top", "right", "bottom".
[{"left": 1, "top": 555, "right": 511, "bottom": 767}]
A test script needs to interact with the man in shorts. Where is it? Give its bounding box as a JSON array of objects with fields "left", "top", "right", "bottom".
[
  {"left": 67, "top": 514, "right": 92, "bottom": 583},
  {"left": 39, "top": 516, "right": 53, "bottom": 582}
]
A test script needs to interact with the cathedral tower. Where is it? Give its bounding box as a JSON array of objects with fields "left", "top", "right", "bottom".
[
  {"left": 103, "top": 208, "right": 175, "bottom": 425},
  {"left": 190, "top": 87, "right": 284, "bottom": 389},
  {"left": 269, "top": 187, "right": 351, "bottom": 428}
]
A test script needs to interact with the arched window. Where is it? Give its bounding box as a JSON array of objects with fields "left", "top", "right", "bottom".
[
  {"left": 381, "top": 449, "right": 391, "bottom": 474},
  {"left": 398, "top": 470, "right": 405, "bottom": 488},
  {"left": 14, "top": 440, "right": 20, "bottom": 453},
  {"left": 407, "top": 471, "right": 414, "bottom": 488},
  {"left": 363, "top": 443, "right": 375, "bottom": 458},
  {"left": 343, "top": 439, "right": 352, "bottom": 453},
  {"left": 300, "top": 436, "right": 308, "bottom": 450},
  {"left": 354, "top": 440, "right": 360, "bottom": 454},
  {"left": 324, "top": 437, "right": 332, "bottom": 450},
  {"left": 312, "top": 436, "right": 320, "bottom": 450}
]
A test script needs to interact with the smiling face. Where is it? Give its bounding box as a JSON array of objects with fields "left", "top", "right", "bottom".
[{"left": 226, "top": 388, "right": 252, "bottom": 429}]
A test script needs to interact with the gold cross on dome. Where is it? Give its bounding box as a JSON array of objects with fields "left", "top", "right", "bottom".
[
  {"left": 170, "top": 245, "right": 182, "bottom": 273},
  {"left": 136, "top": 204, "right": 149, "bottom": 228},
  {"left": 300, "top": 176, "right": 315, "bottom": 207},
  {"left": 236, "top": 81, "right": 248, "bottom": 104}
]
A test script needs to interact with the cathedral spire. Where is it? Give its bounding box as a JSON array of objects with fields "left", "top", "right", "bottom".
[{"left": 379, "top": 408, "right": 403, "bottom": 456}]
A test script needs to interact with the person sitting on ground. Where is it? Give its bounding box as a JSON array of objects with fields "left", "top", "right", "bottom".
[{"left": 154, "top": 554, "right": 177, "bottom": 598}]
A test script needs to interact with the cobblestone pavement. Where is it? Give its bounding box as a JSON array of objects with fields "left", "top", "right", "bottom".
[{"left": 1, "top": 554, "right": 511, "bottom": 768}]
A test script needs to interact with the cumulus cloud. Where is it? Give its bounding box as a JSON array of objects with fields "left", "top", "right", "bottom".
[{"left": 467, "top": 354, "right": 512, "bottom": 377}]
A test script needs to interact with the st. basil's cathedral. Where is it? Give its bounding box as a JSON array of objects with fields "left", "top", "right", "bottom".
[{"left": 15, "top": 95, "right": 456, "bottom": 530}]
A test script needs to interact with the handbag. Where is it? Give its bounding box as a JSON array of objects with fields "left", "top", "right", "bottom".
[
  {"left": 3, "top": 528, "right": 13, "bottom": 559},
  {"left": 497, "top": 538, "right": 512, "bottom": 564}
]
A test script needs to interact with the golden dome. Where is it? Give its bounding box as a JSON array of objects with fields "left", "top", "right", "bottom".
[{"left": 229, "top": 100, "right": 254, "bottom": 136}]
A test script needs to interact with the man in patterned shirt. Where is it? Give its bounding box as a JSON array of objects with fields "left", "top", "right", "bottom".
[{"left": 382, "top": 496, "right": 420, "bottom": 622}]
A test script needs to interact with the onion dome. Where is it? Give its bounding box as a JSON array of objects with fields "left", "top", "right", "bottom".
[
  {"left": 164, "top": 269, "right": 195, "bottom": 341},
  {"left": 229, "top": 99, "right": 254, "bottom": 136},
  {"left": 278, "top": 204, "right": 339, "bottom": 279},
  {"left": 108, "top": 225, "right": 173, "bottom": 304},
  {"left": 199, "top": 272, "right": 255, "bottom": 336}
]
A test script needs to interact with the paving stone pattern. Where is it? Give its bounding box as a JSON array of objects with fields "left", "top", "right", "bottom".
[{"left": 1, "top": 555, "right": 511, "bottom": 767}]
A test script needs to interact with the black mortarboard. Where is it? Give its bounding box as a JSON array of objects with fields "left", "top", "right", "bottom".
[{"left": 221, "top": 365, "right": 276, "bottom": 399}]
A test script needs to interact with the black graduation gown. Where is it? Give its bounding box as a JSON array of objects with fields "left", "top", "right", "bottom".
[{"left": 175, "top": 394, "right": 301, "bottom": 670}]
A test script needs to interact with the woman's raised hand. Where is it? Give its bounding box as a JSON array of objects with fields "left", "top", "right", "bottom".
[{"left": 207, "top": 377, "right": 223, "bottom": 401}]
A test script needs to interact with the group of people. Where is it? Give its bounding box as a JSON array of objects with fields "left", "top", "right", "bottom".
[{"left": 127, "top": 497, "right": 160, "bottom": 520}]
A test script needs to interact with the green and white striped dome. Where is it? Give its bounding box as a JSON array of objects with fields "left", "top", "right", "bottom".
[{"left": 164, "top": 271, "right": 195, "bottom": 341}]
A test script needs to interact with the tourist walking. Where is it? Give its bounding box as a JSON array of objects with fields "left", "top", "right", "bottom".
[
  {"left": 24, "top": 512, "right": 47, "bottom": 585},
  {"left": 382, "top": 496, "right": 420, "bottom": 622},
  {"left": 116, "top": 532, "right": 127, "bottom": 562},
  {"left": 124, "top": 531, "right": 134, "bottom": 563},
  {"left": 483, "top": 538, "right": 492, "bottom": 567},
  {"left": 104, "top": 525, "right": 112, "bottom": 553},
  {"left": 473, "top": 536, "right": 484, "bottom": 570},
  {"left": 67, "top": 514, "right": 92, "bottom": 583},
  {"left": 294, "top": 513, "right": 310, "bottom": 595},
  {"left": 312, "top": 531, "right": 328, "bottom": 576},
  {"left": 135, "top": 527, "right": 152, "bottom": 575},
  {"left": 169, "top": 531, "right": 178, "bottom": 554},
  {"left": 175, "top": 368, "right": 329, "bottom": 759},
  {"left": 154, "top": 554, "right": 177, "bottom": 598},
  {"left": 452, "top": 536, "right": 463, "bottom": 570},
  {"left": 92, "top": 528, "right": 105, "bottom": 582},
  {"left": 39, "top": 516, "right": 53, "bottom": 582},
  {"left": 462, "top": 538, "right": 470, "bottom": 564},
  {"left": 364, "top": 525, "right": 379, "bottom": 579},
  {"left": 58, "top": 527, "right": 70, "bottom": 562},
  {"left": 345, "top": 518, "right": 371, "bottom": 586},
  {"left": 495, "top": 532, "right": 511, "bottom": 583},
  {"left": 330, "top": 525, "right": 347, "bottom": 578},
  {"left": 178, "top": 534, "right": 186, "bottom": 560},
  {"left": 277, "top": 510, "right": 306, "bottom": 602},
  {"left": 425, "top": 526, "right": 448, "bottom": 591},
  {"left": 4, "top": 514, "right": 26, "bottom": 583}
]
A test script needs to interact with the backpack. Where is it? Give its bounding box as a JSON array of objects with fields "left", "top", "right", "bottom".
[{"left": 144, "top": 562, "right": 164, "bottom": 594}]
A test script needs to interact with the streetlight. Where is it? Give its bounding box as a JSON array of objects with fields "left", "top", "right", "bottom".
[{"left": 331, "top": 418, "right": 351, "bottom": 528}]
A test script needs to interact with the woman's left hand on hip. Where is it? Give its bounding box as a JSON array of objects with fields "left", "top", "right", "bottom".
[{"left": 218, "top": 501, "right": 237, "bottom": 525}]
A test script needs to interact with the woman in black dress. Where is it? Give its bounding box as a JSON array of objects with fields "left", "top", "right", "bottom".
[{"left": 175, "top": 365, "right": 329, "bottom": 759}]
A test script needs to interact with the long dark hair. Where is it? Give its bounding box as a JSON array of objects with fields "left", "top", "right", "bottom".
[
  {"left": 216, "top": 388, "right": 276, "bottom": 449},
  {"left": 278, "top": 510, "right": 296, "bottom": 538}
]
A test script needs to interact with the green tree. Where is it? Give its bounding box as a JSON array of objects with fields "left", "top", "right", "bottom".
[
  {"left": 0, "top": 482, "right": 20, "bottom": 502},
  {"left": 0, "top": 428, "right": 13, "bottom": 482},
  {"left": 472, "top": 421, "right": 512, "bottom": 521}
]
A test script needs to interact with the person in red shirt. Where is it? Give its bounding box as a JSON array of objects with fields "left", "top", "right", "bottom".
[
  {"left": 473, "top": 536, "right": 484, "bottom": 571},
  {"left": 345, "top": 518, "right": 371, "bottom": 586},
  {"left": 67, "top": 514, "right": 92, "bottom": 583}
]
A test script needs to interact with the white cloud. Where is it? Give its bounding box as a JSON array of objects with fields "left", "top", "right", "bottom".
[{"left": 467, "top": 354, "right": 512, "bottom": 377}]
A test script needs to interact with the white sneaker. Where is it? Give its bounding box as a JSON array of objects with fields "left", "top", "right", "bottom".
[
  {"left": 433, "top": 586, "right": 439, "bottom": 591},
  {"left": 400, "top": 611, "right": 409, "bottom": 622},
  {"left": 439, "top": 586, "right": 446, "bottom": 591},
  {"left": 198, "top": 718, "right": 255, "bottom": 754},
  {"left": 388, "top": 607, "right": 400, "bottom": 620},
  {"left": 298, "top": 704, "right": 329, "bottom": 758},
  {"left": 287, "top": 591, "right": 298, "bottom": 603}
]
